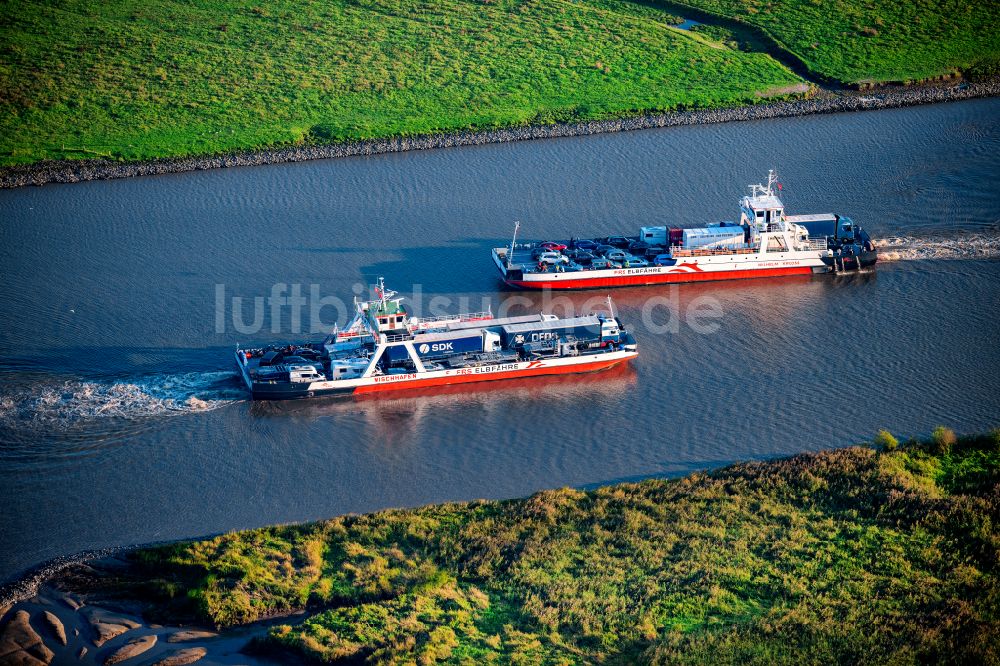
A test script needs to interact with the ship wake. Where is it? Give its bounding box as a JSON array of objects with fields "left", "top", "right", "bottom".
[
  {"left": 0, "top": 371, "right": 243, "bottom": 428},
  {"left": 874, "top": 229, "right": 1000, "bottom": 261}
]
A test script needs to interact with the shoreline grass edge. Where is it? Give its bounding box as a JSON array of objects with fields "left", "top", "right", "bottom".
[
  {"left": 1, "top": 425, "right": 997, "bottom": 665},
  {"left": 2, "top": 77, "right": 998, "bottom": 190}
]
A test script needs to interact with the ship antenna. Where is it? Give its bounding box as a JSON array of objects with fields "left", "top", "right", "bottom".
[
  {"left": 376, "top": 276, "right": 386, "bottom": 307},
  {"left": 508, "top": 220, "right": 520, "bottom": 268},
  {"left": 606, "top": 294, "right": 616, "bottom": 319}
]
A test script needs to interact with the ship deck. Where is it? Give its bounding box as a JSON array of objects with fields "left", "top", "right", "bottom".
[
  {"left": 497, "top": 232, "right": 833, "bottom": 276},
  {"left": 497, "top": 241, "right": 762, "bottom": 275},
  {"left": 497, "top": 244, "right": 636, "bottom": 275}
]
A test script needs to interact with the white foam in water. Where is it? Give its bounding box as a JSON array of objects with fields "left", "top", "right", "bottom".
[
  {"left": 874, "top": 231, "right": 1000, "bottom": 262},
  {"left": 0, "top": 371, "right": 242, "bottom": 427}
]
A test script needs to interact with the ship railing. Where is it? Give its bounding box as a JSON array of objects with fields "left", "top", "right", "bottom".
[
  {"left": 806, "top": 237, "right": 829, "bottom": 250},
  {"left": 383, "top": 332, "right": 413, "bottom": 343},
  {"left": 467, "top": 351, "right": 505, "bottom": 365},
  {"left": 671, "top": 246, "right": 758, "bottom": 257},
  {"left": 411, "top": 311, "right": 492, "bottom": 326}
]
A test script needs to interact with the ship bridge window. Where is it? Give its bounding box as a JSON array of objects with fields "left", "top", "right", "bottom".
[{"left": 767, "top": 236, "right": 788, "bottom": 252}]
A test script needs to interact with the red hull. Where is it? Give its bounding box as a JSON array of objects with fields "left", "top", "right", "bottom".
[
  {"left": 352, "top": 355, "right": 631, "bottom": 394},
  {"left": 506, "top": 265, "right": 816, "bottom": 289}
]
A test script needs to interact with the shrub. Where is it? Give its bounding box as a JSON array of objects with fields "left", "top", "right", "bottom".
[
  {"left": 874, "top": 429, "right": 899, "bottom": 452},
  {"left": 929, "top": 426, "right": 957, "bottom": 455},
  {"left": 964, "top": 57, "right": 1000, "bottom": 82},
  {"left": 307, "top": 124, "right": 339, "bottom": 143}
]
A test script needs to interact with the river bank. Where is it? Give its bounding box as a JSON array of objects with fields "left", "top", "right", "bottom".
[
  {"left": 3, "top": 77, "right": 997, "bottom": 189},
  {"left": 1, "top": 428, "right": 996, "bottom": 664}
]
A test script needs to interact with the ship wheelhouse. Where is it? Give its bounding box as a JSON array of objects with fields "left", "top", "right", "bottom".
[
  {"left": 740, "top": 170, "right": 787, "bottom": 234},
  {"left": 371, "top": 301, "right": 409, "bottom": 334}
]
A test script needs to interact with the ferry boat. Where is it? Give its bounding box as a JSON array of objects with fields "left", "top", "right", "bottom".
[
  {"left": 235, "top": 279, "right": 637, "bottom": 400},
  {"left": 492, "top": 171, "right": 877, "bottom": 289}
]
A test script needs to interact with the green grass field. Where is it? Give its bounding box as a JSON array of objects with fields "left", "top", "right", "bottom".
[
  {"left": 2, "top": 0, "right": 997, "bottom": 169},
  {"left": 674, "top": 0, "right": 1000, "bottom": 83},
  {"left": 0, "top": 0, "right": 802, "bottom": 166},
  {"left": 116, "top": 428, "right": 1000, "bottom": 664}
]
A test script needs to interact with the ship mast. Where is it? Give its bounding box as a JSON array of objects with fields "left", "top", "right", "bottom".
[
  {"left": 749, "top": 169, "right": 778, "bottom": 198},
  {"left": 508, "top": 220, "right": 520, "bottom": 268},
  {"left": 376, "top": 276, "right": 387, "bottom": 309}
]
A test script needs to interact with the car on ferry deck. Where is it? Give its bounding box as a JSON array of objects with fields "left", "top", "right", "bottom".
[
  {"left": 566, "top": 249, "right": 596, "bottom": 265},
  {"left": 590, "top": 257, "right": 613, "bottom": 270},
  {"left": 605, "top": 248, "right": 628, "bottom": 263},
  {"left": 605, "top": 236, "right": 632, "bottom": 249},
  {"left": 537, "top": 251, "right": 569, "bottom": 265}
]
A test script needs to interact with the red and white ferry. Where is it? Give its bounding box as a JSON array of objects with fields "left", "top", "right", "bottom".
[
  {"left": 236, "top": 280, "right": 637, "bottom": 400},
  {"left": 492, "top": 171, "right": 877, "bottom": 289}
]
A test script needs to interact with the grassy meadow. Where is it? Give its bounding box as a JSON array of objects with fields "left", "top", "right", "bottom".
[
  {"left": 3, "top": 0, "right": 998, "bottom": 168},
  {"left": 675, "top": 0, "right": 1000, "bottom": 83},
  {"left": 0, "top": 0, "right": 802, "bottom": 166},
  {"left": 115, "top": 427, "right": 1000, "bottom": 664}
]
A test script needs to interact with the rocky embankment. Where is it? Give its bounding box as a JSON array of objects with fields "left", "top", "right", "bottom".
[{"left": 2, "top": 78, "right": 998, "bottom": 189}]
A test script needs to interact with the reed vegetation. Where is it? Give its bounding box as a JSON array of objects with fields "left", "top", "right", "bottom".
[{"left": 125, "top": 427, "right": 1000, "bottom": 664}]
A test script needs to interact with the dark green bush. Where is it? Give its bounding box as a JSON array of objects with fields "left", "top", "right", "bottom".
[
  {"left": 307, "top": 124, "right": 339, "bottom": 143},
  {"left": 964, "top": 57, "right": 1000, "bottom": 82}
]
